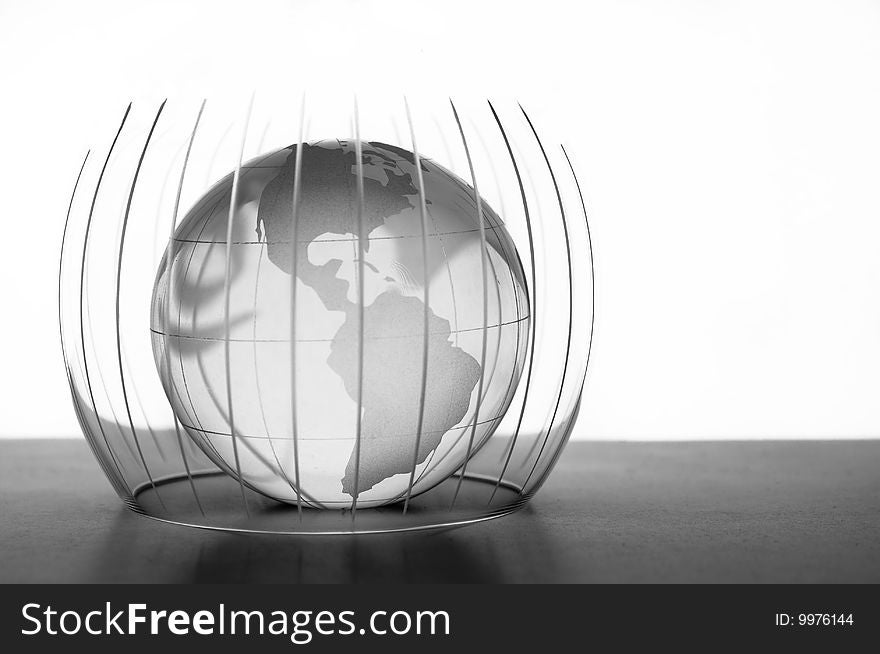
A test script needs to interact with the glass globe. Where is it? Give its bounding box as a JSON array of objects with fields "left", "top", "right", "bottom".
[{"left": 150, "top": 139, "right": 529, "bottom": 509}]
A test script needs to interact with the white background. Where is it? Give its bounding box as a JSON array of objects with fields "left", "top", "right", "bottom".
[{"left": 2, "top": 0, "right": 880, "bottom": 439}]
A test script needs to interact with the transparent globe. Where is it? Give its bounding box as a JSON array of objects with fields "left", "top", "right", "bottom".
[{"left": 150, "top": 139, "right": 529, "bottom": 509}]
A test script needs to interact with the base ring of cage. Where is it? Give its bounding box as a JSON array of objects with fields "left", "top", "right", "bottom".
[{"left": 126, "top": 469, "right": 531, "bottom": 535}]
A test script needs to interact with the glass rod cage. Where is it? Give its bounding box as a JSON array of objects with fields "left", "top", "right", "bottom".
[{"left": 58, "top": 95, "right": 594, "bottom": 534}]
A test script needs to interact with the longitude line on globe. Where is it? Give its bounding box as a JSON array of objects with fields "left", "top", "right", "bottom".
[
  {"left": 163, "top": 99, "right": 207, "bottom": 516},
  {"left": 402, "top": 96, "right": 431, "bottom": 514},
  {"left": 487, "top": 100, "right": 538, "bottom": 504},
  {"left": 449, "top": 99, "right": 490, "bottom": 510},
  {"left": 224, "top": 93, "right": 256, "bottom": 517},
  {"left": 519, "top": 106, "right": 574, "bottom": 491},
  {"left": 115, "top": 100, "right": 168, "bottom": 510}
]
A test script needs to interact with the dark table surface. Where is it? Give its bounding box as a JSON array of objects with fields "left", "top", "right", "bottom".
[{"left": 1, "top": 439, "right": 878, "bottom": 583}]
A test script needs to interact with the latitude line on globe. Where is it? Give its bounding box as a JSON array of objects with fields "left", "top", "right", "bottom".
[
  {"left": 173, "top": 412, "right": 505, "bottom": 440},
  {"left": 148, "top": 315, "right": 529, "bottom": 342},
  {"left": 170, "top": 223, "right": 505, "bottom": 245}
]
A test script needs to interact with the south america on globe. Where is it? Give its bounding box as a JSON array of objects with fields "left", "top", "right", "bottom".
[{"left": 151, "top": 139, "right": 529, "bottom": 509}]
